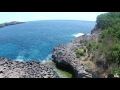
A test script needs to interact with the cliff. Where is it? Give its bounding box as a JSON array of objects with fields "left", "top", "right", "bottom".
[
  {"left": 1, "top": 12, "right": 120, "bottom": 78},
  {"left": 52, "top": 32, "right": 100, "bottom": 78},
  {"left": 51, "top": 15, "right": 102, "bottom": 78}
]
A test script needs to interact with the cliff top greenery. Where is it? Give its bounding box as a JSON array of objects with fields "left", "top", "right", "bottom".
[
  {"left": 96, "top": 12, "right": 120, "bottom": 30},
  {"left": 90, "top": 12, "right": 120, "bottom": 75}
]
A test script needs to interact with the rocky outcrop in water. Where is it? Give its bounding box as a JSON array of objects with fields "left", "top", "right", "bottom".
[
  {"left": 52, "top": 33, "right": 99, "bottom": 78},
  {"left": 0, "top": 21, "right": 25, "bottom": 28},
  {"left": 0, "top": 57, "right": 59, "bottom": 78}
]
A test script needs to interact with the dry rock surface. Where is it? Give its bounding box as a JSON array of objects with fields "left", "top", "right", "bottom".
[{"left": 0, "top": 57, "right": 59, "bottom": 78}]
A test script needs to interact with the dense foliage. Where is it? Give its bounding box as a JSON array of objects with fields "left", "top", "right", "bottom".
[
  {"left": 96, "top": 12, "right": 120, "bottom": 30},
  {"left": 90, "top": 12, "right": 120, "bottom": 76},
  {"left": 96, "top": 12, "right": 120, "bottom": 65}
]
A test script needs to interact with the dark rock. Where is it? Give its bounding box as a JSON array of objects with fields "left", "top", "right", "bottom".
[
  {"left": 0, "top": 21, "right": 25, "bottom": 28},
  {"left": 0, "top": 71, "right": 3, "bottom": 73},
  {"left": 107, "top": 74, "right": 114, "bottom": 78},
  {"left": 0, "top": 57, "right": 59, "bottom": 78}
]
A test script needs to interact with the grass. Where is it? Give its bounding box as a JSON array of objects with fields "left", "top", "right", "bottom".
[{"left": 84, "top": 58, "right": 88, "bottom": 61}]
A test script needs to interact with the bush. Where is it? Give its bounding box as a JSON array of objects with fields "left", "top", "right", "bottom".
[
  {"left": 107, "top": 43, "right": 120, "bottom": 64},
  {"left": 111, "top": 66, "right": 120, "bottom": 77},
  {"left": 86, "top": 42, "right": 92, "bottom": 52},
  {"left": 87, "top": 12, "right": 120, "bottom": 75},
  {"left": 86, "top": 42, "right": 99, "bottom": 53},
  {"left": 83, "top": 48, "right": 86, "bottom": 53},
  {"left": 76, "top": 49, "right": 84, "bottom": 58}
]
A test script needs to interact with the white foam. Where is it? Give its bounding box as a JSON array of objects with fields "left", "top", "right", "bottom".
[
  {"left": 16, "top": 59, "right": 24, "bottom": 62},
  {"left": 73, "top": 33, "right": 84, "bottom": 37},
  {"left": 41, "top": 54, "right": 52, "bottom": 63},
  {"left": 46, "top": 54, "right": 52, "bottom": 60},
  {"left": 41, "top": 60, "right": 45, "bottom": 63},
  {"left": 87, "top": 33, "right": 90, "bottom": 35},
  {"left": 15, "top": 56, "right": 24, "bottom": 62}
]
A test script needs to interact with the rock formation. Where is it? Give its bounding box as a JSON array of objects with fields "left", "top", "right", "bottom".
[
  {"left": 0, "top": 21, "right": 25, "bottom": 28},
  {"left": 52, "top": 33, "right": 100, "bottom": 78},
  {"left": 0, "top": 57, "right": 59, "bottom": 78}
]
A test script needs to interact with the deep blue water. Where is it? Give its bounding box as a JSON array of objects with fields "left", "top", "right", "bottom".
[{"left": 0, "top": 20, "right": 95, "bottom": 62}]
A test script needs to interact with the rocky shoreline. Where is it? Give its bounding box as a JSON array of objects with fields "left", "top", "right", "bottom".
[
  {"left": 0, "top": 21, "right": 107, "bottom": 78},
  {"left": 0, "top": 57, "right": 59, "bottom": 78},
  {"left": 0, "top": 33, "right": 100, "bottom": 78}
]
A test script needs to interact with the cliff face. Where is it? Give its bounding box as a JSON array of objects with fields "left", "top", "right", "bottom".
[
  {"left": 91, "top": 24, "right": 101, "bottom": 34},
  {"left": 52, "top": 33, "right": 100, "bottom": 78}
]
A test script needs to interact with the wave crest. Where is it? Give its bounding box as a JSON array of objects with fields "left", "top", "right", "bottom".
[{"left": 73, "top": 33, "right": 84, "bottom": 37}]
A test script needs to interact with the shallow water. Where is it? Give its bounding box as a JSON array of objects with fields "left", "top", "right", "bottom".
[{"left": 41, "top": 60, "right": 72, "bottom": 78}]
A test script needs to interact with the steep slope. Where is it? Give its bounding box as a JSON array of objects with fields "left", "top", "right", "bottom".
[{"left": 90, "top": 12, "right": 120, "bottom": 77}]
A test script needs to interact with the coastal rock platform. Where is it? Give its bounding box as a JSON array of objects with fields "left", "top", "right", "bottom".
[{"left": 0, "top": 57, "right": 59, "bottom": 78}]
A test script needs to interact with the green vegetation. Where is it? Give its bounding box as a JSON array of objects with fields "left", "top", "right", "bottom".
[
  {"left": 96, "top": 12, "right": 120, "bottom": 30},
  {"left": 83, "top": 48, "right": 86, "bottom": 53},
  {"left": 86, "top": 42, "right": 99, "bottom": 53},
  {"left": 91, "top": 12, "right": 120, "bottom": 75},
  {"left": 111, "top": 66, "right": 120, "bottom": 77},
  {"left": 76, "top": 49, "right": 84, "bottom": 58},
  {"left": 96, "top": 12, "right": 120, "bottom": 65}
]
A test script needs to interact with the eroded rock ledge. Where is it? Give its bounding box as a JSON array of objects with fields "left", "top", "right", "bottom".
[
  {"left": 0, "top": 57, "right": 59, "bottom": 78},
  {"left": 52, "top": 33, "right": 99, "bottom": 78}
]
